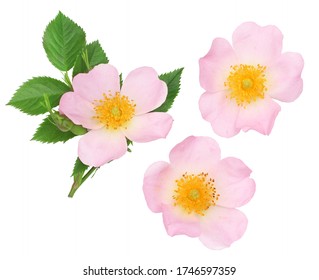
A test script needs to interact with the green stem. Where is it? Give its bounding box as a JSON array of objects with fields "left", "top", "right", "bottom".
[
  {"left": 82, "top": 49, "right": 91, "bottom": 71},
  {"left": 63, "top": 71, "right": 73, "bottom": 89},
  {"left": 82, "top": 167, "right": 98, "bottom": 184},
  {"left": 43, "top": 94, "right": 53, "bottom": 114},
  {"left": 68, "top": 167, "right": 98, "bottom": 198}
]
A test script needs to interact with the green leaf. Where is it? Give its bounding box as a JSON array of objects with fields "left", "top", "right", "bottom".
[
  {"left": 43, "top": 12, "right": 86, "bottom": 71},
  {"left": 72, "top": 40, "right": 109, "bottom": 77},
  {"left": 7, "top": 77, "right": 70, "bottom": 115},
  {"left": 153, "top": 68, "right": 184, "bottom": 112},
  {"left": 72, "top": 157, "right": 89, "bottom": 177},
  {"left": 32, "top": 116, "right": 76, "bottom": 143}
]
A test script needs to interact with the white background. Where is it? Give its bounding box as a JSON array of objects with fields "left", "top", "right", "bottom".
[{"left": 0, "top": 0, "right": 318, "bottom": 279}]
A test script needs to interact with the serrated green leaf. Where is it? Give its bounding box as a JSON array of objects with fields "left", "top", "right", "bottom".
[
  {"left": 72, "top": 40, "right": 109, "bottom": 77},
  {"left": 153, "top": 68, "right": 184, "bottom": 112},
  {"left": 72, "top": 157, "right": 89, "bottom": 177},
  {"left": 32, "top": 116, "right": 76, "bottom": 143},
  {"left": 7, "top": 77, "right": 70, "bottom": 115},
  {"left": 43, "top": 12, "right": 86, "bottom": 71}
]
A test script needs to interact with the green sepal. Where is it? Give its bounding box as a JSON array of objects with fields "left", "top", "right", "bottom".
[
  {"left": 7, "top": 77, "right": 70, "bottom": 116},
  {"left": 126, "top": 138, "right": 133, "bottom": 152},
  {"left": 72, "top": 40, "right": 109, "bottom": 77},
  {"left": 43, "top": 11, "right": 86, "bottom": 71},
  {"left": 32, "top": 116, "right": 76, "bottom": 143},
  {"left": 119, "top": 73, "right": 123, "bottom": 88},
  {"left": 153, "top": 68, "right": 184, "bottom": 112}
]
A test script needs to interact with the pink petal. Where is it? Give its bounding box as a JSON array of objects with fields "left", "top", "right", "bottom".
[
  {"left": 199, "top": 91, "right": 226, "bottom": 123},
  {"left": 232, "top": 22, "right": 283, "bottom": 64},
  {"left": 169, "top": 136, "right": 221, "bottom": 172},
  {"left": 121, "top": 67, "right": 167, "bottom": 115},
  {"left": 199, "top": 91, "right": 241, "bottom": 137},
  {"left": 217, "top": 178, "right": 256, "bottom": 208},
  {"left": 236, "top": 97, "right": 281, "bottom": 135},
  {"left": 143, "top": 161, "right": 171, "bottom": 213},
  {"left": 268, "top": 52, "right": 304, "bottom": 102},
  {"left": 73, "top": 64, "right": 120, "bottom": 103},
  {"left": 162, "top": 204, "right": 201, "bottom": 237},
  {"left": 199, "top": 207, "right": 248, "bottom": 249},
  {"left": 199, "top": 38, "right": 238, "bottom": 92},
  {"left": 59, "top": 92, "right": 102, "bottom": 129},
  {"left": 213, "top": 157, "right": 255, "bottom": 208},
  {"left": 78, "top": 128, "right": 127, "bottom": 167},
  {"left": 124, "top": 112, "right": 173, "bottom": 143},
  {"left": 215, "top": 157, "right": 252, "bottom": 185}
]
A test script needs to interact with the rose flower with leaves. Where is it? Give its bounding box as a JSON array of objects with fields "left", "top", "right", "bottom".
[{"left": 7, "top": 12, "right": 183, "bottom": 197}]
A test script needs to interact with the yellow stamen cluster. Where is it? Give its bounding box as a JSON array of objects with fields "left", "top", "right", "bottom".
[
  {"left": 173, "top": 172, "right": 220, "bottom": 216},
  {"left": 224, "top": 64, "right": 267, "bottom": 107},
  {"left": 93, "top": 92, "right": 136, "bottom": 129}
]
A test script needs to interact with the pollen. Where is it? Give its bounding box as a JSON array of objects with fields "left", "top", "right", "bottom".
[
  {"left": 93, "top": 92, "right": 136, "bottom": 129},
  {"left": 224, "top": 64, "right": 267, "bottom": 107},
  {"left": 172, "top": 172, "right": 220, "bottom": 216}
]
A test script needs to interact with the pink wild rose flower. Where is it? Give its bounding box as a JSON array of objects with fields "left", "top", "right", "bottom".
[
  {"left": 143, "top": 136, "right": 255, "bottom": 249},
  {"left": 199, "top": 22, "right": 304, "bottom": 137},
  {"left": 59, "top": 64, "right": 173, "bottom": 167}
]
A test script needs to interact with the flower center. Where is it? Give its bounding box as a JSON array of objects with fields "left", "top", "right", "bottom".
[
  {"left": 172, "top": 172, "right": 219, "bottom": 216},
  {"left": 224, "top": 64, "right": 267, "bottom": 107},
  {"left": 93, "top": 92, "right": 136, "bottom": 129}
]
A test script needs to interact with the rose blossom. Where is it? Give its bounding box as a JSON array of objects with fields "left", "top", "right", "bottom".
[
  {"left": 199, "top": 22, "right": 304, "bottom": 137},
  {"left": 143, "top": 136, "right": 255, "bottom": 249},
  {"left": 60, "top": 64, "right": 173, "bottom": 167}
]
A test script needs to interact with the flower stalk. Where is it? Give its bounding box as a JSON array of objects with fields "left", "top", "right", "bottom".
[{"left": 68, "top": 167, "right": 99, "bottom": 197}]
